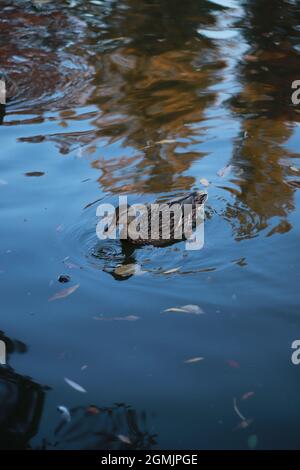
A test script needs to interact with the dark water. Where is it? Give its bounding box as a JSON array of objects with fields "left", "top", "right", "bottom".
[{"left": 0, "top": 0, "right": 300, "bottom": 449}]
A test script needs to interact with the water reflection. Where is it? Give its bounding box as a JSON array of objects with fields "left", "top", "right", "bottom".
[
  {"left": 1, "top": 0, "right": 300, "bottom": 450},
  {"left": 0, "top": 331, "right": 45, "bottom": 449},
  {"left": 0, "top": 331, "right": 157, "bottom": 449},
  {"left": 226, "top": 0, "right": 300, "bottom": 239},
  {"left": 3, "top": 0, "right": 298, "bottom": 241},
  {"left": 42, "top": 403, "right": 157, "bottom": 450},
  {"left": 0, "top": 0, "right": 93, "bottom": 119},
  {"left": 88, "top": 0, "right": 224, "bottom": 194}
]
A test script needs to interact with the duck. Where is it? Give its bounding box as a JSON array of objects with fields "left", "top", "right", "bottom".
[{"left": 114, "top": 190, "right": 207, "bottom": 247}]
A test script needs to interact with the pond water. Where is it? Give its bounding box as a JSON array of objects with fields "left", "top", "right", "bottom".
[{"left": 0, "top": 0, "right": 300, "bottom": 449}]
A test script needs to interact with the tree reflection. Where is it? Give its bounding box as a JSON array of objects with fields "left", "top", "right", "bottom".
[
  {"left": 88, "top": 0, "right": 224, "bottom": 193},
  {"left": 2, "top": 0, "right": 300, "bottom": 239},
  {"left": 41, "top": 403, "right": 157, "bottom": 450},
  {"left": 225, "top": 0, "right": 300, "bottom": 239},
  {"left": 0, "top": 330, "right": 157, "bottom": 449},
  {"left": 0, "top": 331, "right": 45, "bottom": 449}
]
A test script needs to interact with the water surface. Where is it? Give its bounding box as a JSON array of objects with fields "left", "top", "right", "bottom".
[{"left": 1, "top": 0, "right": 300, "bottom": 449}]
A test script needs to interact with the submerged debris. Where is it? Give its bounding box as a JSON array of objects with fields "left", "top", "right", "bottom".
[
  {"left": 217, "top": 164, "right": 232, "bottom": 178},
  {"left": 118, "top": 434, "right": 132, "bottom": 445},
  {"left": 162, "top": 267, "right": 180, "bottom": 274},
  {"left": 248, "top": 434, "right": 258, "bottom": 450},
  {"left": 233, "top": 397, "right": 246, "bottom": 421},
  {"left": 114, "top": 263, "right": 144, "bottom": 277},
  {"left": 57, "top": 405, "right": 71, "bottom": 422},
  {"left": 200, "top": 178, "right": 210, "bottom": 187},
  {"left": 242, "top": 391, "right": 255, "bottom": 401},
  {"left": 64, "top": 377, "right": 87, "bottom": 393},
  {"left": 48, "top": 283, "right": 80, "bottom": 301},
  {"left": 93, "top": 315, "right": 140, "bottom": 322},
  {"left": 24, "top": 171, "right": 45, "bottom": 177},
  {"left": 86, "top": 405, "right": 100, "bottom": 415},
  {"left": 184, "top": 357, "right": 204, "bottom": 364},
  {"left": 164, "top": 304, "right": 204, "bottom": 314}
]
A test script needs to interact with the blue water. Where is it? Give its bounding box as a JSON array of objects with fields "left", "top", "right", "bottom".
[{"left": 0, "top": 0, "right": 300, "bottom": 449}]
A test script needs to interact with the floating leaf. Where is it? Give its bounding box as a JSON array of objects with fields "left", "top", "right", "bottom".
[
  {"left": 164, "top": 304, "right": 204, "bottom": 314},
  {"left": 64, "top": 377, "right": 87, "bottom": 393},
  {"left": 227, "top": 359, "right": 240, "bottom": 369},
  {"left": 117, "top": 315, "right": 140, "bottom": 321},
  {"left": 184, "top": 357, "right": 204, "bottom": 364},
  {"left": 86, "top": 406, "right": 99, "bottom": 415},
  {"left": 233, "top": 397, "right": 246, "bottom": 421},
  {"left": 114, "top": 263, "right": 144, "bottom": 277},
  {"left": 200, "top": 178, "right": 210, "bottom": 187},
  {"left": 163, "top": 267, "right": 180, "bottom": 274},
  {"left": 156, "top": 139, "right": 177, "bottom": 145},
  {"left": 49, "top": 284, "right": 80, "bottom": 301},
  {"left": 24, "top": 171, "right": 45, "bottom": 177},
  {"left": 236, "top": 419, "right": 253, "bottom": 430},
  {"left": 242, "top": 391, "right": 255, "bottom": 401},
  {"left": 57, "top": 406, "right": 71, "bottom": 422},
  {"left": 93, "top": 315, "right": 140, "bottom": 322},
  {"left": 248, "top": 434, "right": 258, "bottom": 450},
  {"left": 118, "top": 434, "right": 132, "bottom": 445},
  {"left": 217, "top": 164, "right": 232, "bottom": 177}
]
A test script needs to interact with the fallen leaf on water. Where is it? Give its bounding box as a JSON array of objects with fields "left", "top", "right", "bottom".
[
  {"left": 233, "top": 397, "right": 246, "bottom": 421},
  {"left": 248, "top": 434, "right": 258, "bottom": 450},
  {"left": 64, "top": 260, "right": 81, "bottom": 270},
  {"left": 118, "top": 434, "right": 132, "bottom": 445},
  {"left": 227, "top": 359, "right": 240, "bottom": 369},
  {"left": 184, "top": 357, "right": 204, "bottom": 364},
  {"left": 93, "top": 315, "right": 140, "bottom": 322},
  {"left": 217, "top": 164, "right": 232, "bottom": 178},
  {"left": 236, "top": 419, "right": 253, "bottom": 430},
  {"left": 156, "top": 139, "right": 177, "bottom": 145},
  {"left": 164, "top": 304, "right": 204, "bottom": 315},
  {"left": 114, "top": 263, "right": 143, "bottom": 277},
  {"left": 57, "top": 405, "right": 71, "bottom": 422},
  {"left": 49, "top": 284, "right": 80, "bottom": 301},
  {"left": 242, "top": 391, "right": 255, "bottom": 401},
  {"left": 116, "top": 315, "right": 140, "bottom": 321},
  {"left": 200, "top": 178, "right": 210, "bottom": 187},
  {"left": 86, "top": 406, "right": 100, "bottom": 415},
  {"left": 64, "top": 377, "right": 87, "bottom": 393},
  {"left": 163, "top": 267, "right": 180, "bottom": 274},
  {"left": 24, "top": 171, "right": 45, "bottom": 177}
]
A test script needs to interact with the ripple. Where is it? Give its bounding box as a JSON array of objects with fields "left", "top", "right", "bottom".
[{"left": 0, "top": 2, "right": 93, "bottom": 117}]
